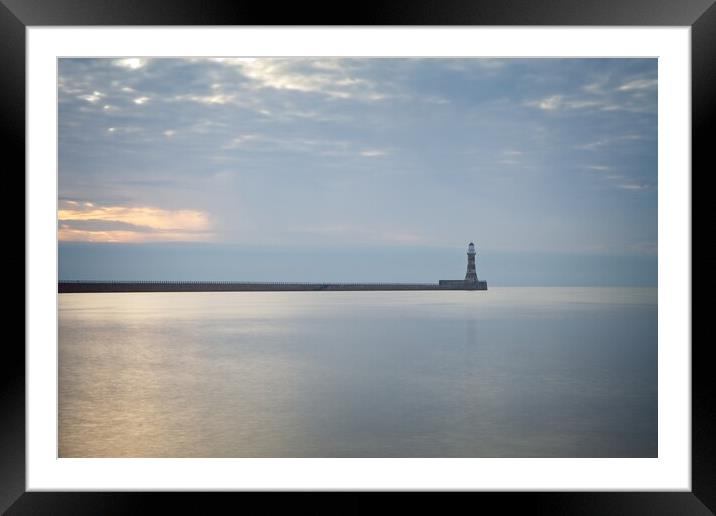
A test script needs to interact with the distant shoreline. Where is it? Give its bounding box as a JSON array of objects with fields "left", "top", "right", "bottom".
[{"left": 58, "top": 281, "right": 488, "bottom": 293}]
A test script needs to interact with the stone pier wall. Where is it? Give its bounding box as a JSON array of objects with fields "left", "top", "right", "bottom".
[{"left": 58, "top": 280, "right": 488, "bottom": 293}]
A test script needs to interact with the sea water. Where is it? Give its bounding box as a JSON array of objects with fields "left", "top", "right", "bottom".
[{"left": 58, "top": 287, "right": 657, "bottom": 457}]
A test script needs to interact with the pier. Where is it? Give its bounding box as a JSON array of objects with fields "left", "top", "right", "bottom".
[
  {"left": 58, "top": 242, "right": 488, "bottom": 293},
  {"left": 58, "top": 280, "right": 488, "bottom": 293}
]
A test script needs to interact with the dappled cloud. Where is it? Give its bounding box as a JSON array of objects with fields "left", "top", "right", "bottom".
[
  {"left": 58, "top": 200, "right": 212, "bottom": 242},
  {"left": 208, "top": 58, "right": 387, "bottom": 101},
  {"left": 57, "top": 58, "right": 657, "bottom": 254}
]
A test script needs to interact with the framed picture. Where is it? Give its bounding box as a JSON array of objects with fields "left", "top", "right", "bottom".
[{"left": 9, "top": 0, "right": 710, "bottom": 513}]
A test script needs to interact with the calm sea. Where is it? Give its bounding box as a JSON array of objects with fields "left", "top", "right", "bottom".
[{"left": 59, "top": 287, "right": 657, "bottom": 457}]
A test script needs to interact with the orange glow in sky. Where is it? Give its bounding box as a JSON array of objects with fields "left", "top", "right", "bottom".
[{"left": 58, "top": 201, "right": 213, "bottom": 242}]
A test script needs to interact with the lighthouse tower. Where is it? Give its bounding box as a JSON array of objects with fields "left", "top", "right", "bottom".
[{"left": 465, "top": 242, "right": 478, "bottom": 283}]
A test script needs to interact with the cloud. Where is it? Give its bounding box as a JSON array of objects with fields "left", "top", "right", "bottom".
[
  {"left": 223, "top": 134, "right": 262, "bottom": 148},
  {"left": 582, "top": 163, "right": 655, "bottom": 193},
  {"left": 533, "top": 95, "right": 562, "bottom": 110},
  {"left": 575, "top": 133, "right": 648, "bottom": 151},
  {"left": 114, "top": 58, "right": 148, "bottom": 70},
  {"left": 219, "top": 133, "right": 361, "bottom": 158},
  {"left": 582, "top": 80, "right": 606, "bottom": 94},
  {"left": 443, "top": 59, "right": 505, "bottom": 74},
  {"left": 528, "top": 94, "right": 612, "bottom": 112},
  {"left": 528, "top": 71, "right": 657, "bottom": 114},
  {"left": 107, "top": 126, "right": 143, "bottom": 134},
  {"left": 59, "top": 219, "right": 156, "bottom": 232},
  {"left": 175, "top": 93, "right": 237, "bottom": 106},
  {"left": 208, "top": 58, "right": 389, "bottom": 101},
  {"left": 56, "top": 58, "right": 658, "bottom": 256},
  {"left": 616, "top": 183, "right": 650, "bottom": 191},
  {"left": 618, "top": 78, "right": 657, "bottom": 91},
  {"left": 574, "top": 139, "right": 609, "bottom": 150},
  {"left": 77, "top": 91, "right": 106, "bottom": 103},
  {"left": 360, "top": 149, "right": 388, "bottom": 157},
  {"left": 565, "top": 100, "right": 602, "bottom": 109},
  {"left": 58, "top": 200, "right": 213, "bottom": 242},
  {"left": 620, "top": 133, "right": 644, "bottom": 141}
]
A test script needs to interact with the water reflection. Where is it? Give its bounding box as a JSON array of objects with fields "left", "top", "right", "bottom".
[{"left": 59, "top": 288, "right": 657, "bottom": 457}]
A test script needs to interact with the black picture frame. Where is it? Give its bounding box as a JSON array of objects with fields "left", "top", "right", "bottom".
[{"left": 6, "top": 0, "right": 712, "bottom": 513}]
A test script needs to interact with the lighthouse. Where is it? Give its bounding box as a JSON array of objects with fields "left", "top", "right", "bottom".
[
  {"left": 440, "top": 242, "right": 486, "bottom": 289},
  {"left": 465, "top": 242, "right": 478, "bottom": 283}
]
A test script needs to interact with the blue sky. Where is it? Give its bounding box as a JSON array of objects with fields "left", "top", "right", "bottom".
[{"left": 58, "top": 58, "right": 657, "bottom": 285}]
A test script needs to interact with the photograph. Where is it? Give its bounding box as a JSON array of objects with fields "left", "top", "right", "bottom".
[{"left": 56, "top": 56, "right": 659, "bottom": 459}]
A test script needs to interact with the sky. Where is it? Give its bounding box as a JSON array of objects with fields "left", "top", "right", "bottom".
[{"left": 58, "top": 58, "right": 657, "bottom": 285}]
